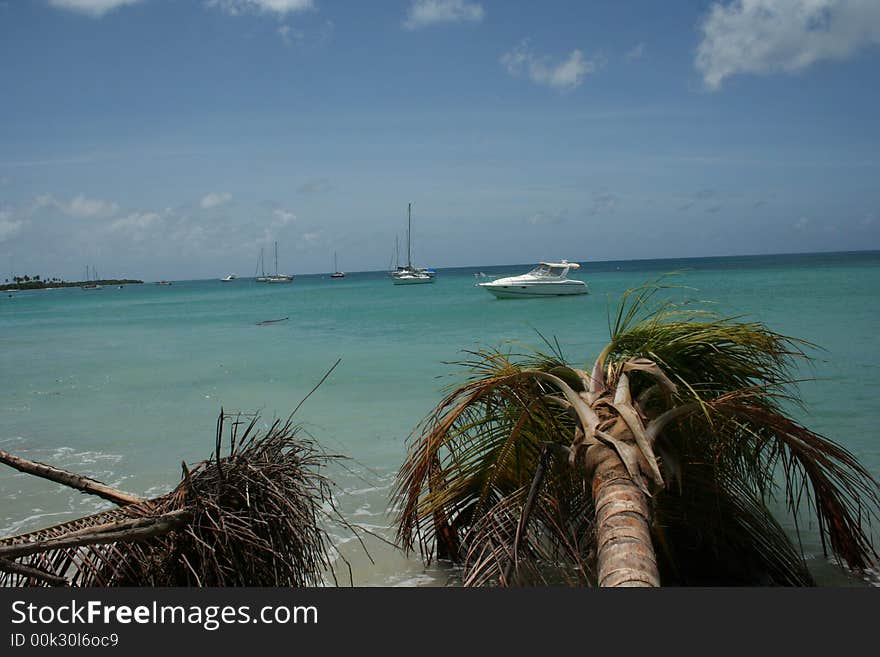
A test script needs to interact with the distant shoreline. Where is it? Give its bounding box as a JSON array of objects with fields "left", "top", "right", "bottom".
[
  {"left": 1, "top": 280, "right": 144, "bottom": 292},
  {"left": 4, "top": 249, "right": 878, "bottom": 287}
]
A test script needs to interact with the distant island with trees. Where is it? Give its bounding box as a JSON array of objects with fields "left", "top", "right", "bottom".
[{"left": 1, "top": 275, "right": 143, "bottom": 291}]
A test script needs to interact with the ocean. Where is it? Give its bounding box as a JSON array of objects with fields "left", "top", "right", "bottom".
[{"left": 1, "top": 251, "right": 878, "bottom": 586}]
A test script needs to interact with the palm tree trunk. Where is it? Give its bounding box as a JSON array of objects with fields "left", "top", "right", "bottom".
[
  {"left": 589, "top": 444, "right": 660, "bottom": 587},
  {"left": 0, "top": 449, "right": 143, "bottom": 506}
]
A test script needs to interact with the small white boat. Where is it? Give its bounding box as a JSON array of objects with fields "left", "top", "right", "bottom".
[
  {"left": 391, "top": 203, "right": 435, "bottom": 286},
  {"left": 478, "top": 261, "right": 588, "bottom": 298},
  {"left": 81, "top": 265, "right": 103, "bottom": 290},
  {"left": 260, "top": 242, "right": 293, "bottom": 284},
  {"left": 221, "top": 274, "right": 237, "bottom": 282},
  {"left": 330, "top": 252, "right": 345, "bottom": 279},
  {"left": 393, "top": 270, "right": 434, "bottom": 285},
  {"left": 255, "top": 248, "right": 268, "bottom": 282}
]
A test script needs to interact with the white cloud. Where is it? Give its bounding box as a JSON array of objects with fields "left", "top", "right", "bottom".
[
  {"left": 65, "top": 194, "right": 119, "bottom": 218},
  {"left": 49, "top": 0, "right": 143, "bottom": 18},
  {"left": 302, "top": 231, "right": 320, "bottom": 242},
  {"left": 403, "top": 0, "right": 485, "bottom": 30},
  {"left": 205, "top": 0, "right": 314, "bottom": 16},
  {"left": 278, "top": 24, "right": 300, "bottom": 45},
  {"left": 794, "top": 216, "right": 810, "bottom": 230},
  {"left": 588, "top": 191, "right": 619, "bottom": 216},
  {"left": 528, "top": 209, "right": 567, "bottom": 225},
  {"left": 696, "top": 0, "right": 880, "bottom": 90},
  {"left": 29, "top": 194, "right": 118, "bottom": 218},
  {"left": 200, "top": 192, "right": 233, "bottom": 209},
  {"left": 297, "top": 178, "right": 331, "bottom": 194},
  {"left": 501, "top": 40, "right": 603, "bottom": 91},
  {"left": 0, "top": 210, "right": 24, "bottom": 243},
  {"left": 626, "top": 43, "right": 646, "bottom": 60},
  {"left": 272, "top": 208, "right": 296, "bottom": 226},
  {"left": 109, "top": 211, "right": 161, "bottom": 233}
]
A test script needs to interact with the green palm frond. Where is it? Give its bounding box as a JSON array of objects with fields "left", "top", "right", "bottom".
[
  {"left": 705, "top": 397, "right": 880, "bottom": 570},
  {"left": 393, "top": 351, "right": 582, "bottom": 567},
  {"left": 606, "top": 281, "right": 879, "bottom": 574},
  {"left": 394, "top": 278, "right": 880, "bottom": 586}
]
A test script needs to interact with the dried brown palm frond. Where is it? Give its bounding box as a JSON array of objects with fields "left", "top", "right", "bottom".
[{"left": 0, "top": 410, "right": 347, "bottom": 587}]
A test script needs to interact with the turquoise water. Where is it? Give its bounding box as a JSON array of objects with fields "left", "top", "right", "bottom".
[{"left": 1, "top": 251, "right": 879, "bottom": 586}]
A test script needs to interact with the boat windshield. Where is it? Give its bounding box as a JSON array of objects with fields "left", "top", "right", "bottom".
[{"left": 529, "top": 265, "right": 569, "bottom": 278}]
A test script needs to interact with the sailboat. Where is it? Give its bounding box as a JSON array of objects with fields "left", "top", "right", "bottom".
[
  {"left": 391, "top": 203, "right": 435, "bottom": 285},
  {"left": 264, "top": 242, "right": 293, "bottom": 283},
  {"left": 255, "top": 248, "right": 268, "bottom": 282},
  {"left": 330, "top": 252, "right": 345, "bottom": 279},
  {"left": 81, "top": 265, "right": 102, "bottom": 290}
]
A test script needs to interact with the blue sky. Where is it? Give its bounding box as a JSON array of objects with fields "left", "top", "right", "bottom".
[{"left": 1, "top": 0, "right": 879, "bottom": 281}]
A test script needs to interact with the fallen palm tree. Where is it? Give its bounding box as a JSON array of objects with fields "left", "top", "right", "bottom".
[
  {"left": 394, "top": 279, "right": 880, "bottom": 586},
  {"left": 0, "top": 409, "right": 347, "bottom": 587}
]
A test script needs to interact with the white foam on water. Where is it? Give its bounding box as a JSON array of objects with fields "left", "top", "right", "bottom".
[
  {"left": 343, "top": 484, "right": 391, "bottom": 496},
  {"left": 385, "top": 572, "right": 444, "bottom": 587},
  {"left": 345, "top": 522, "right": 388, "bottom": 532},
  {"left": 47, "top": 447, "right": 123, "bottom": 465},
  {"left": 0, "top": 511, "right": 76, "bottom": 536},
  {"left": 0, "top": 443, "right": 130, "bottom": 541}
]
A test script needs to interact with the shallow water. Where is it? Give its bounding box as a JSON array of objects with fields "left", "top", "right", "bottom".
[{"left": 1, "top": 251, "right": 878, "bottom": 586}]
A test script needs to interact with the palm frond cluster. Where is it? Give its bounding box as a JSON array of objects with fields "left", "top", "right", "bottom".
[
  {"left": 395, "top": 280, "right": 880, "bottom": 586},
  {"left": 0, "top": 412, "right": 341, "bottom": 587}
]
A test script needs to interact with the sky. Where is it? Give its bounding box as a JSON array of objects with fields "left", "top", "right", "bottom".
[{"left": 1, "top": 0, "right": 879, "bottom": 281}]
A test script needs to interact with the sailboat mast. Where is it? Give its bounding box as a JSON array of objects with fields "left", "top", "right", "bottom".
[
  {"left": 407, "top": 202, "right": 412, "bottom": 268},
  {"left": 274, "top": 241, "right": 279, "bottom": 275},
  {"left": 257, "top": 246, "right": 266, "bottom": 278}
]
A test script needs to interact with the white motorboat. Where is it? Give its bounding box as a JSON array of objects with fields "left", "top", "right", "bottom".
[
  {"left": 221, "top": 273, "right": 237, "bottom": 282},
  {"left": 478, "top": 261, "right": 588, "bottom": 298}
]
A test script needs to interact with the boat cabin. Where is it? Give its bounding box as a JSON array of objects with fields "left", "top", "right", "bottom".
[{"left": 531, "top": 261, "right": 580, "bottom": 278}]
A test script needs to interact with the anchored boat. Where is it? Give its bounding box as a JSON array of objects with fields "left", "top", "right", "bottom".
[
  {"left": 391, "top": 203, "right": 434, "bottom": 285},
  {"left": 478, "top": 261, "right": 588, "bottom": 298}
]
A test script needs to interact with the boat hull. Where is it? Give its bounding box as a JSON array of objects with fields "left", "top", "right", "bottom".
[
  {"left": 393, "top": 275, "right": 434, "bottom": 285},
  {"left": 479, "top": 281, "right": 587, "bottom": 298}
]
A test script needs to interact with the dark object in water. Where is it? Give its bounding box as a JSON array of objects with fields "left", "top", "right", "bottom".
[{"left": 257, "top": 317, "right": 289, "bottom": 325}]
